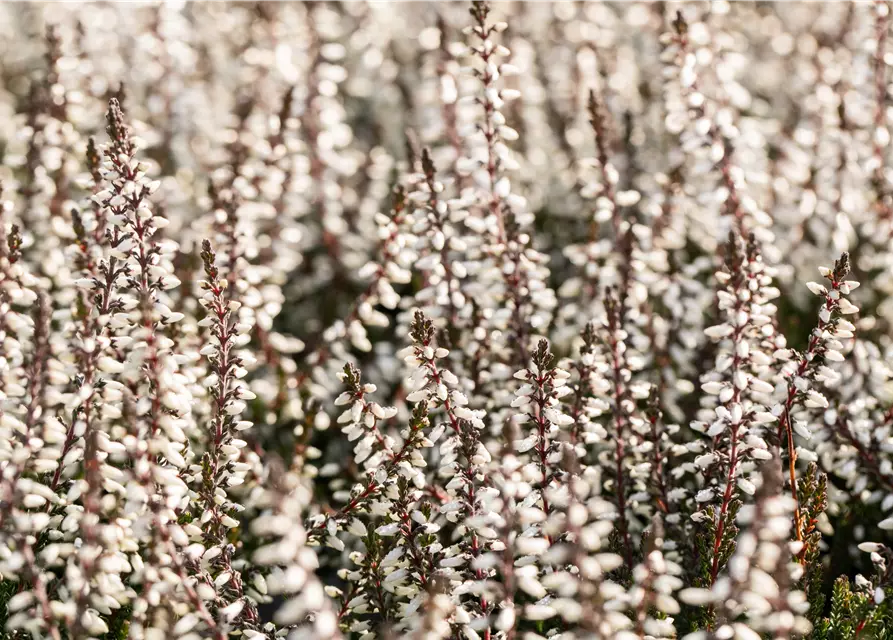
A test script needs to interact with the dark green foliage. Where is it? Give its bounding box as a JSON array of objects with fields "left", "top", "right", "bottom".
[
  {"left": 103, "top": 604, "right": 132, "bottom": 640},
  {"left": 409, "top": 310, "right": 435, "bottom": 347},
  {"left": 811, "top": 578, "right": 893, "bottom": 640},
  {"left": 799, "top": 463, "right": 829, "bottom": 627},
  {"left": 679, "top": 500, "right": 740, "bottom": 633},
  {"left": 0, "top": 579, "right": 19, "bottom": 635},
  {"left": 359, "top": 529, "right": 396, "bottom": 629}
]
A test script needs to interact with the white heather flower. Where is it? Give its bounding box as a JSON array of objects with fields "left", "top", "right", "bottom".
[{"left": 0, "top": 7, "right": 891, "bottom": 640}]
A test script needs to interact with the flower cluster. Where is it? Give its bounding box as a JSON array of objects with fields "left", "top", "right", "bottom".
[{"left": 1, "top": 2, "right": 893, "bottom": 639}]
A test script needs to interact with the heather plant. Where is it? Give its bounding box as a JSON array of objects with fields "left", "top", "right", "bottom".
[{"left": 2, "top": 2, "right": 893, "bottom": 639}]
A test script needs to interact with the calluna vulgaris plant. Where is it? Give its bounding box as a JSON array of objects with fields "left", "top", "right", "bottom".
[{"left": 2, "top": 1, "right": 893, "bottom": 639}]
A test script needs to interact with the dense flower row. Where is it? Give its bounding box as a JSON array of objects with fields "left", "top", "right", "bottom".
[{"left": 0, "top": 2, "right": 892, "bottom": 639}]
